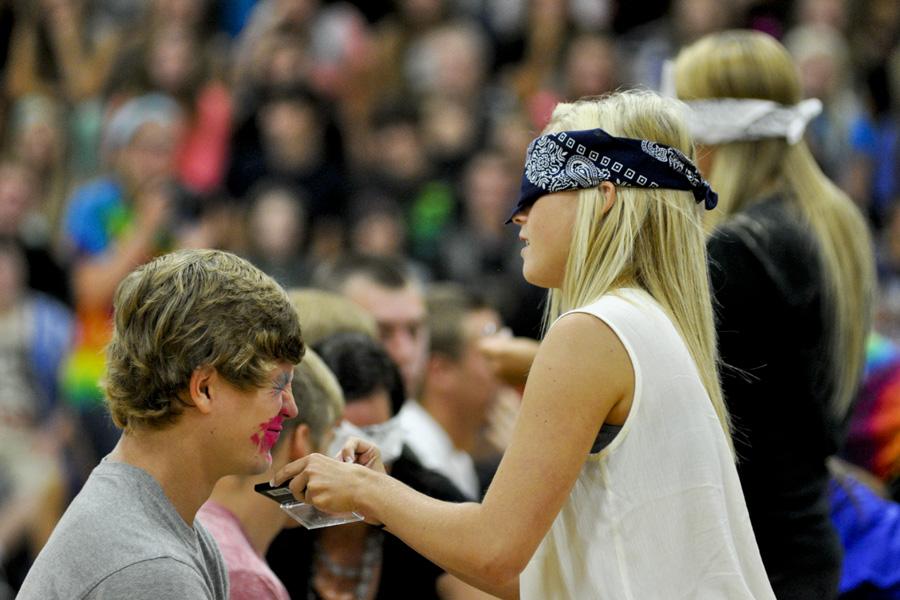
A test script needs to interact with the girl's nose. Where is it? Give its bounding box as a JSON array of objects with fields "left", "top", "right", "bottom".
[{"left": 512, "top": 210, "right": 529, "bottom": 226}]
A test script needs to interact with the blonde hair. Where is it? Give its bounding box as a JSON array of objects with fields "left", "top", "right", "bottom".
[
  {"left": 285, "top": 349, "right": 345, "bottom": 451},
  {"left": 105, "top": 250, "right": 305, "bottom": 431},
  {"left": 286, "top": 288, "right": 378, "bottom": 346},
  {"left": 674, "top": 30, "right": 875, "bottom": 420},
  {"left": 542, "top": 90, "right": 730, "bottom": 449}
]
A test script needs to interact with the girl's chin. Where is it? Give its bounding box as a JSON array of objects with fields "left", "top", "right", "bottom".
[{"left": 522, "top": 266, "right": 552, "bottom": 289}]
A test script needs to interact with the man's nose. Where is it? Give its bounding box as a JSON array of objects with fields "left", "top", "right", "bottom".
[{"left": 282, "top": 388, "right": 299, "bottom": 419}]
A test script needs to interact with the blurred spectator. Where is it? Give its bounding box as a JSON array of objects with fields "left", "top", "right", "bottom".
[
  {"left": 267, "top": 331, "right": 492, "bottom": 600},
  {"left": 359, "top": 103, "right": 453, "bottom": 265},
  {"left": 348, "top": 193, "right": 433, "bottom": 283},
  {"left": 561, "top": 33, "right": 618, "bottom": 101},
  {"left": 232, "top": 0, "right": 374, "bottom": 124},
  {"left": 5, "top": 0, "right": 126, "bottom": 103},
  {"left": 844, "top": 0, "right": 899, "bottom": 231},
  {"left": 0, "top": 239, "right": 72, "bottom": 585},
  {"left": 370, "top": 0, "right": 450, "bottom": 104},
  {"left": 305, "top": 3, "right": 377, "bottom": 131},
  {"left": 420, "top": 96, "right": 486, "bottom": 182},
  {"left": 0, "top": 160, "right": 70, "bottom": 305},
  {"left": 401, "top": 284, "right": 506, "bottom": 499},
  {"left": 233, "top": 27, "right": 311, "bottom": 121},
  {"left": 230, "top": 0, "right": 377, "bottom": 130},
  {"left": 318, "top": 253, "right": 429, "bottom": 401},
  {"left": 147, "top": 0, "right": 219, "bottom": 40},
  {"left": 486, "top": 105, "right": 533, "bottom": 171},
  {"left": 6, "top": 95, "right": 72, "bottom": 243},
  {"left": 105, "top": 21, "right": 232, "bottom": 195},
  {"left": 620, "top": 0, "right": 738, "bottom": 91},
  {"left": 436, "top": 150, "right": 525, "bottom": 327},
  {"left": 233, "top": 0, "right": 320, "bottom": 87},
  {"left": 227, "top": 85, "right": 347, "bottom": 262},
  {"left": 845, "top": 60, "right": 899, "bottom": 229},
  {"left": 349, "top": 195, "right": 407, "bottom": 257},
  {"left": 794, "top": 0, "right": 849, "bottom": 32},
  {"left": 59, "top": 94, "right": 208, "bottom": 462},
  {"left": 244, "top": 181, "right": 312, "bottom": 288},
  {"left": 285, "top": 288, "right": 377, "bottom": 346},
  {"left": 509, "top": 25, "right": 620, "bottom": 130},
  {"left": 842, "top": 333, "right": 900, "bottom": 492},
  {"left": 785, "top": 24, "right": 865, "bottom": 182},
  {"left": 876, "top": 202, "right": 900, "bottom": 338},
  {"left": 828, "top": 458, "right": 900, "bottom": 598},
  {"left": 507, "top": 0, "right": 569, "bottom": 125},
  {"left": 406, "top": 21, "right": 492, "bottom": 105},
  {"left": 849, "top": 0, "right": 900, "bottom": 74}
]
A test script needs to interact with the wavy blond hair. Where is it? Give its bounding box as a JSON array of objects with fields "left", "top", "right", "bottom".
[
  {"left": 674, "top": 30, "right": 875, "bottom": 421},
  {"left": 542, "top": 90, "right": 731, "bottom": 450},
  {"left": 105, "top": 250, "right": 305, "bottom": 431}
]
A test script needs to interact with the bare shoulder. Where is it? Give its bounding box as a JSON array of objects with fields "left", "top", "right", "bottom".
[
  {"left": 528, "top": 311, "right": 634, "bottom": 419},
  {"left": 540, "top": 312, "right": 632, "bottom": 379}
]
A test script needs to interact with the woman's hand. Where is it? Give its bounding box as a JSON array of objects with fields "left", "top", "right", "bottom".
[
  {"left": 336, "top": 436, "right": 385, "bottom": 473},
  {"left": 272, "top": 454, "right": 370, "bottom": 515},
  {"left": 478, "top": 335, "right": 539, "bottom": 388},
  {"left": 271, "top": 437, "right": 386, "bottom": 521}
]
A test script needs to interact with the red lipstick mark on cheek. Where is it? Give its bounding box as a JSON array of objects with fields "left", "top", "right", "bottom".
[{"left": 252, "top": 415, "right": 286, "bottom": 454}]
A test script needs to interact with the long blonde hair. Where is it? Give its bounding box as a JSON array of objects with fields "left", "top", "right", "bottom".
[
  {"left": 674, "top": 30, "right": 875, "bottom": 421},
  {"left": 542, "top": 90, "right": 731, "bottom": 449}
]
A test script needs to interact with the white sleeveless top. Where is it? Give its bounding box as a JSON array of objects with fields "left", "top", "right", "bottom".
[{"left": 519, "top": 289, "right": 774, "bottom": 600}]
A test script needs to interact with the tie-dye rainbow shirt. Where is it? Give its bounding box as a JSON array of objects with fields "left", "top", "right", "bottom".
[
  {"left": 59, "top": 178, "right": 167, "bottom": 408},
  {"left": 842, "top": 333, "right": 900, "bottom": 482}
]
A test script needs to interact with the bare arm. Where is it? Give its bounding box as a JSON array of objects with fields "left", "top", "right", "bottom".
[
  {"left": 5, "top": 7, "right": 42, "bottom": 98},
  {"left": 73, "top": 233, "right": 156, "bottom": 311},
  {"left": 73, "top": 188, "right": 172, "bottom": 311},
  {"left": 437, "top": 572, "right": 515, "bottom": 600},
  {"left": 275, "top": 313, "right": 634, "bottom": 589},
  {"left": 478, "top": 336, "right": 539, "bottom": 388},
  {"left": 42, "top": 0, "right": 122, "bottom": 101}
]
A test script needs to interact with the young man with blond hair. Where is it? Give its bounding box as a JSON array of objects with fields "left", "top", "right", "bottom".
[
  {"left": 197, "top": 349, "right": 345, "bottom": 600},
  {"left": 18, "top": 249, "right": 305, "bottom": 600}
]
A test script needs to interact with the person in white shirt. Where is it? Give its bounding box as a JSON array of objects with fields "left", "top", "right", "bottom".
[
  {"left": 319, "top": 254, "right": 429, "bottom": 402},
  {"left": 402, "top": 285, "right": 505, "bottom": 500},
  {"left": 279, "top": 91, "right": 775, "bottom": 599}
]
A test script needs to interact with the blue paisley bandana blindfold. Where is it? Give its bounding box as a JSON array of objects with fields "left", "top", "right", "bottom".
[{"left": 507, "top": 128, "right": 718, "bottom": 223}]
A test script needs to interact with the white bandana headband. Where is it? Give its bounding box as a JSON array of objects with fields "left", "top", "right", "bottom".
[
  {"left": 658, "top": 59, "right": 823, "bottom": 146},
  {"left": 682, "top": 97, "right": 823, "bottom": 145}
]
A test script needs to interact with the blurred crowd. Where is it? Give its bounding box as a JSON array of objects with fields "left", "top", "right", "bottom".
[{"left": 1, "top": 0, "right": 899, "bottom": 596}]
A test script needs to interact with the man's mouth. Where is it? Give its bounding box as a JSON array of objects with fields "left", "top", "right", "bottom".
[{"left": 253, "top": 415, "right": 285, "bottom": 454}]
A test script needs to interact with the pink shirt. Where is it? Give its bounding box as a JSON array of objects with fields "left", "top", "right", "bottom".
[{"left": 197, "top": 501, "right": 290, "bottom": 600}]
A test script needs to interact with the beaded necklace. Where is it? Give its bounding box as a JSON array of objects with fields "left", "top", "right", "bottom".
[{"left": 309, "top": 530, "right": 383, "bottom": 600}]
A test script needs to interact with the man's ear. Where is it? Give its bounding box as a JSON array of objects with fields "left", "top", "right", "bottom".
[
  {"left": 188, "top": 366, "right": 216, "bottom": 415},
  {"left": 288, "top": 424, "right": 313, "bottom": 460},
  {"left": 427, "top": 354, "right": 456, "bottom": 387},
  {"left": 600, "top": 181, "right": 617, "bottom": 215}
]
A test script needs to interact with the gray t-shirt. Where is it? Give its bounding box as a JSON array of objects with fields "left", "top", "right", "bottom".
[{"left": 17, "top": 460, "right": 228, "bottom": 600}]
